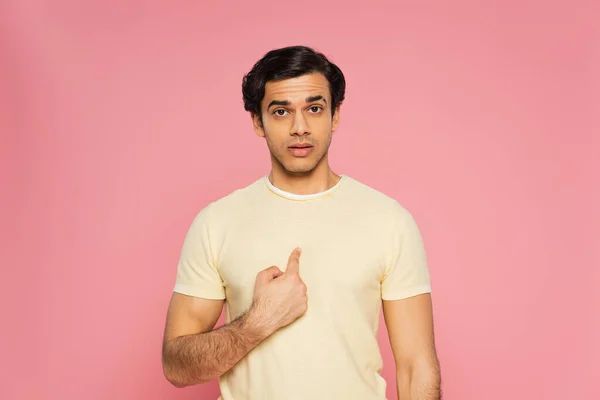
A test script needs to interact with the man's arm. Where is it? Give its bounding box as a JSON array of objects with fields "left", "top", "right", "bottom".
[
  {"left": 383, "top": 293, "right": 441, "bottom": 400},
  {"left": 162, "top": 293, "right": 272, "bottom": 387},
  {"left": 162, "top": 248, "right": 307, "bottom": 388}
]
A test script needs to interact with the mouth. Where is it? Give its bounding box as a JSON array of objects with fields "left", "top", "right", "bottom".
[{"left": 288, "top": 144, "right": 314, "bottom": 157}]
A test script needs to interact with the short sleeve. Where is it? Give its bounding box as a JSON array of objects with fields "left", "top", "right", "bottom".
[
  {"left": 381, "top": 204, "right": 432, "bottom": 301},
  {"left": 173, "top": 204, "right": 226, "bottom": 300}
]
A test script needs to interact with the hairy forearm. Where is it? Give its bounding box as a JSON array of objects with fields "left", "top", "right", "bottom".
[
  {"left": 397, "top": 360, "right": 441, "bottom": 400},
  {"left": 162, "top": 307, "right": 272, "bottom": 387}
]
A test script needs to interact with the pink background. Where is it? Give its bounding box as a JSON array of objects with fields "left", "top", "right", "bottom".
[{"left": 2, "top": 1, "right": 598, "bottom": 399}]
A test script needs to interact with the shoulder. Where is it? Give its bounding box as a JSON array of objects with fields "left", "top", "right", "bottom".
[
  {"left": 342, "top": 176, "right": 422, "bottom": 238},
  {"left": 344, "top": 177, "right": 427, "bottom": 258},
  {"left": 193, "top": 176, "right": 265, "bottom": 224},
  {"left": 343, "top": 175, "right": 410, "bottom": 215}
]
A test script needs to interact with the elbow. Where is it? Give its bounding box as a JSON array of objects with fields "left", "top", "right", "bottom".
[
  {"left": 162, "top": 360, "right": 212, "bottom": 388},
  {"left": 162, "top": 363, "right": 188, "bottom": 388},
  {"left": 168, "top": 379, "right": 187, "bottom": 389},
  {"left": 414, "top": 360, "right": 441, "bottom": 383},
  {"left": 168, "top": 378, "right": 187, "bottom": 389},
  {"left": 397, "top": 357, "right": 441, "bottom": 387},
  {"left": 162, "top": 341, "right": 192, "bottom": 388},
  {"left": 161, "top": 341, "right": 213, "bottom": 387}
]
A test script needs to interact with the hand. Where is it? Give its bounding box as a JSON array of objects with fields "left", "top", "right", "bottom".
[{"left": 249, "top": 248, "right": 308, "bottom": 335}]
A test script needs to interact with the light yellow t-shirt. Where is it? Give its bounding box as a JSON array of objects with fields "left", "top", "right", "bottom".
[{"left": 173, "top": 174, "right": 431, "bottom": 400}]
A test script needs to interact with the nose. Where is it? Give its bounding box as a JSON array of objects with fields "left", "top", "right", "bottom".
[{"left": 290, "top": 111, "right": 310, "bottom": 137}]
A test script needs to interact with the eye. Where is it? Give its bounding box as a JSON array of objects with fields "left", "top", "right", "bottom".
[
  {"left": 308, "top": 106, "right": 323, "bottom": 113},
  {"left": 274, "top": 109, "right": 289, "bottom": 116}
]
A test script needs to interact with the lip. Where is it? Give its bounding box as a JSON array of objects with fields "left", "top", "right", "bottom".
[{"left": 288, "top": 145, "right": 314, "bottom": 157}]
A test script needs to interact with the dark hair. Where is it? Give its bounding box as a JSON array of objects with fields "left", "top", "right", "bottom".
[{"left": 242, "top": 45, "right": 346, "bottom": 122}]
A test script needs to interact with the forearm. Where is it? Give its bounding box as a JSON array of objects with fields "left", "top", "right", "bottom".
[
  {"left": 162, "top": 307, "right": 272, "bottom": 387},
  {"left": 396, "top": 361, "right": 441, "bottom": 400}
]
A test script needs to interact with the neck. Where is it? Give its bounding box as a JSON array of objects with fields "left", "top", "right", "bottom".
[{"left": 268, "top": 163, "right": 341, "bottom": 196}]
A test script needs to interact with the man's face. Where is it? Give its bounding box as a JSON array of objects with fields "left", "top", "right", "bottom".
[{"left": 252, "top": 72, "right": 340, "bottom": 175}]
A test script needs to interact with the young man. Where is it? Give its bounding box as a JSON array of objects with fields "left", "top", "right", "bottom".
[{"left": 162, "top": 45, "right": 441, "bottom": 400}]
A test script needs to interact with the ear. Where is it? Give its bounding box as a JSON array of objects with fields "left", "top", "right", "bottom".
[
  {"left": 252, "top": 113, "right": 265, "bottom": 137},
  {"left": 332, "top": 106, "right": 340, "bottom": 132}
]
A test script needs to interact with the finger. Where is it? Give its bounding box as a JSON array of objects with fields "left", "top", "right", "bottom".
[
  {"left": 285, "top": 247, "right": 302, "bottom": 275},
  {"left": 261, "top": 265, "right": 283, "bottom": 281}
]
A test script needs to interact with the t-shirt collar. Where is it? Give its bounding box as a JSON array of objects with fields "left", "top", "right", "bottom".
[{"left": 264, "top": 174, "right": 346, "bottom": 201}]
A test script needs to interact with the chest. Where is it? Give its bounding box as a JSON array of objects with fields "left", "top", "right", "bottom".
[{"left": 216, "top": 209, "right": 387, "bottom": 317}]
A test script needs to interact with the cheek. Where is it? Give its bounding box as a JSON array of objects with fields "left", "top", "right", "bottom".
[
  {"left": 263, "top": 127, "right": 288, "bottom": 148},
  {"left": 313, "top": 119, "right": 333, "bottom": 136},
  {"left": 262, "top": 117, "right": 282, "bottom": 132},
  {"left": 313, "top": 114, "right": 332, "bottom": 127},
  {"left": 263, "top": 120, "right": 290, "bottom": 139}
]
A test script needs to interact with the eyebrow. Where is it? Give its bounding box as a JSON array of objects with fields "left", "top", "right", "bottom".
[
  {"left": 267, "top": 95, "right": 327, "bottom": 110},
  {"left": 306, "top": 95, "right": 327, "bottom": 104}
]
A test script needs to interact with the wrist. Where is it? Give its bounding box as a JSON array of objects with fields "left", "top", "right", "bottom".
[{"left": 244, "top": 302, "right": 277, "bottom": 339}]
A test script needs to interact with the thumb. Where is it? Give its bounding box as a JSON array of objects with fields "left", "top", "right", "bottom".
[{"left": 285, "top": 247, "right": 302, "bottom": 275}]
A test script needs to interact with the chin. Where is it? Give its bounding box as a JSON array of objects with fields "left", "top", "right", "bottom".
[
  {"left": 283, "top": 165, "right": 317, "bottom": 174},
  {"left": 270, "top": 147, "right": 325, "bottom": 174},
  {"left": 280, "top": 158, "right": 319, "bottom": 174}
]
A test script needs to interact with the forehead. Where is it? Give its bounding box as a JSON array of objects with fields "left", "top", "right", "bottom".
[{"left": 263, "top": 73, "right": 330, "bottom": 104}]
